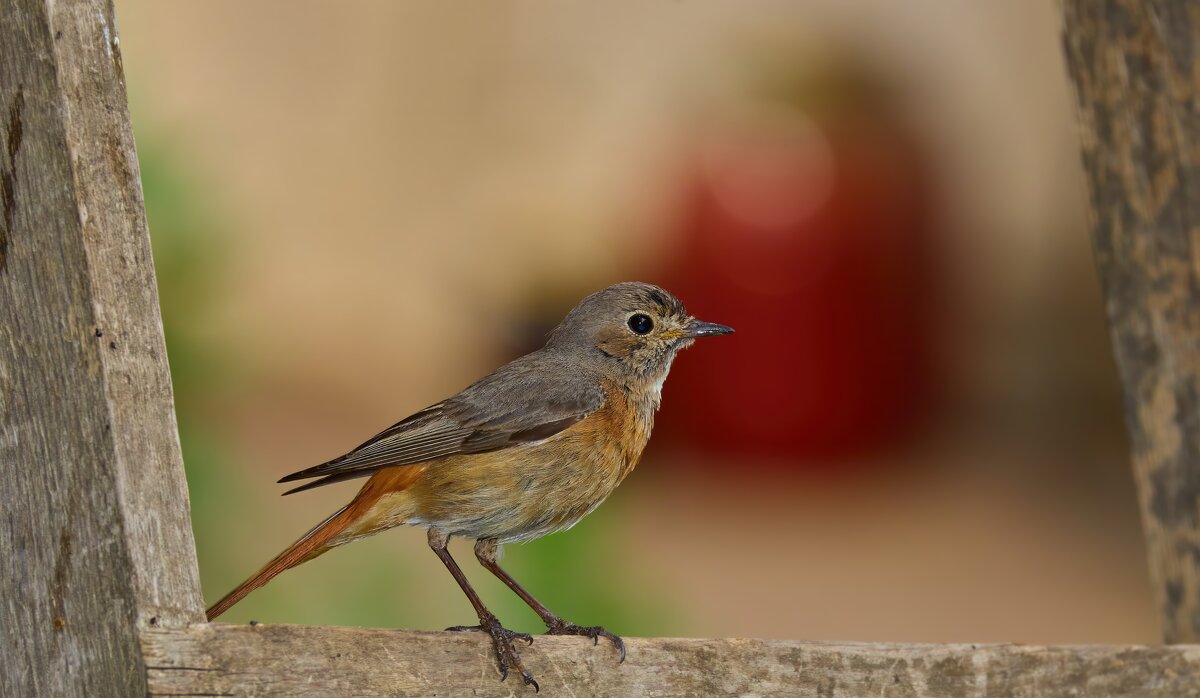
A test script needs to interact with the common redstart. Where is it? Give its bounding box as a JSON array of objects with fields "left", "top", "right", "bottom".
[{"left": 206, "top": 282, "right": 734, "bottom": 690}]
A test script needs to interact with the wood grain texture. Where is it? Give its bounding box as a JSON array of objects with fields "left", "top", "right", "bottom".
[
  {"left": 1061, "top": 1, "right": 1200, "bottom": 642},
  {"left": 144, "top": 624, "right": 1200, "bottom": 697},
  {"left": 0, "top": 0, "right": 204, "bottom": 695}
]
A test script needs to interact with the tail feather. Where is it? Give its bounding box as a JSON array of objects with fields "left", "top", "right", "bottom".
[
  {"left": 206, "top": 504, "right": 354, "bottom": 621},
  {"left": 206, "top": 464, "right": 427, "bottom": 621}
]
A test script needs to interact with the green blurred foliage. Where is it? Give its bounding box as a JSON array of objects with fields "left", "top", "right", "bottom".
[
  {"left": 492, "top": 500, "right": 680, "bottom": 636},
  {"left": 140, "top": 142, "right": 230, "bottom": 409},
  {"left": 139, "top": 139, "right": 248, "bottom": 609}
]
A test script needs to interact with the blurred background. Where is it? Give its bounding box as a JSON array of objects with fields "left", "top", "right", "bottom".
[{"left": 117, "top": 1, "right": 1156, "bottom": 643}]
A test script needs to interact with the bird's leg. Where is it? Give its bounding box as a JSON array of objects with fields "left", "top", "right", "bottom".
[
  {"left": 428, "top": 529, "right": 538, "bottom": 691},
  {"left": 474, "top": 539, "right": 626, "bottom": 662}
]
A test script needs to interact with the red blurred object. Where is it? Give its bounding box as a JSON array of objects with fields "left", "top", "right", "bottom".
[{"left": 658, "top": 96, "right": 938, "bottom": 463}]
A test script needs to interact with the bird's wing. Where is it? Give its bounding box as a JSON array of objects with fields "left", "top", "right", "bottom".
[{"left": 278, "top": 353, "right": 605, "bottom": 494}]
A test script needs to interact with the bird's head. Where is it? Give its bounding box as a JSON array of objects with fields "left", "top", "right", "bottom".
[{"left": 546, "top": 282, "right": 733, "bottom": 385}]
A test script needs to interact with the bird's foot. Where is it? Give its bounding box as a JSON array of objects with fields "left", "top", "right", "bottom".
[
  {"left": 446, "top": 616, "right": 539, "bottom": 691},
  {"left": 544, "top": 619, "right": 626, "bottom": 662}
]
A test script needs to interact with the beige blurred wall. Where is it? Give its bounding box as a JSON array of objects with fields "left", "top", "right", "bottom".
[{"left": 117, "top": 0, "right": 1087, "bottom": 416}]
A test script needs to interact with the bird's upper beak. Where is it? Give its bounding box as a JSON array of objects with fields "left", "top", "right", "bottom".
[{"left": 681, "top": 318, "right": 735, "bottom": 338}]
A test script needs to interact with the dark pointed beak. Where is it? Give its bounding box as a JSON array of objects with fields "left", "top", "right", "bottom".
[{"left": 682, "top": 319, "right": 734, "bottom": 338}]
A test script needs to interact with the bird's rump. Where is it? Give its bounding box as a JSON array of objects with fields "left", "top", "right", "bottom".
[{"left": 278, "top": 351, "right": 606, "bottom": 494}]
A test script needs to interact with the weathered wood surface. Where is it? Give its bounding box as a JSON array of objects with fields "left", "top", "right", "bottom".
[
  {"left": 143, "top": 624, "right": 1200, "bottom": 697},
  {"left": 0, "top": 0, "right": 204, "bottom": 695},
  {"left": 1061, "top": 1, "right": 1200, "bottom": 642}
]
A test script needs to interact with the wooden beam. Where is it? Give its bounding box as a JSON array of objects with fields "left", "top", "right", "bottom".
[
  {"left": 143, "top": 624, "right": 1200, "bottom": 697},
  {"left": 0, "top": 0, "right": 205, "bottom": 695},
  {"left": 1061, "top": 1, "right": 1200, "bottom": 642}
]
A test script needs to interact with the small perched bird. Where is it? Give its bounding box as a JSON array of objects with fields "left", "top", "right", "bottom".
[{"left": 206, "top": 282, "right": 733, "bottom": 690}]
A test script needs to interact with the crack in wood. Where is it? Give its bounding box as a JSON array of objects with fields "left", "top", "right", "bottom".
[{"left": 0, "top": 84, "right": 24, "bottom": 275}]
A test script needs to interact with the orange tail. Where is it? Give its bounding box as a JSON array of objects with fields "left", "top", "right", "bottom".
[
  {"left": 206, "top": 503, "right": 358, "bottom": 620},
  {"left": 206, "top": 466, "right": 427, "bottom": 621}
]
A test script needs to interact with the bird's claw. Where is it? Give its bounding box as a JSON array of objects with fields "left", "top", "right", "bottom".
[
  {"left": 447, "top": 617, "right": 539, "bottom": 690},
  {"left": 446, "top": 623, "right": 534, "bottom": 645},
  {"left": 545, "top": 621, "right": 626, "bottom": 663}
]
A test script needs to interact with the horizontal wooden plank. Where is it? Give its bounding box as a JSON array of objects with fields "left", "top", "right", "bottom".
[{"left": 142, "top": 624, "right": 1200, "bottom": 697}]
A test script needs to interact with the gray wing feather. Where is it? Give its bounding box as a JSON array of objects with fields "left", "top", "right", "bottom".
[{"left": 277, "top": 351, "right": 604, "bottom": 493}]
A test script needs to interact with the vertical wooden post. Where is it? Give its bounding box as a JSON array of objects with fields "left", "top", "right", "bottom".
[
  {"left": 0, "top": 0, "right": 205, "bottom": 695},
  {"left": 1061, "top": 1, "right": 1200, "bottom": 642}
]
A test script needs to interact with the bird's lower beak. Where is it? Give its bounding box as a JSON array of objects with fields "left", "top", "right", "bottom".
[{"left": 682, "top": 319, "right": 735, "bottom": 338}]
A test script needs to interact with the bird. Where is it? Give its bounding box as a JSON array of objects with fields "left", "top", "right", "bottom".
[{"left": 205, "top": 281, "right": 734, "bottom": 690}]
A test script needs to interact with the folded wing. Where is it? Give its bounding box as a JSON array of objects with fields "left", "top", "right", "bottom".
[{"left": 277, "top": 352, "right": 604, "bottom": 494}]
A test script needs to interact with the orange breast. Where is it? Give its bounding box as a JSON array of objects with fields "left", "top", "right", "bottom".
[{"left": 569, "top": 377, "right": 654, "bottom": 485}]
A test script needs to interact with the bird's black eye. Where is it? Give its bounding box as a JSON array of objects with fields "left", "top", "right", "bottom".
[{"left": 628, "top": 313, "right": 654, "bottom": 335}]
